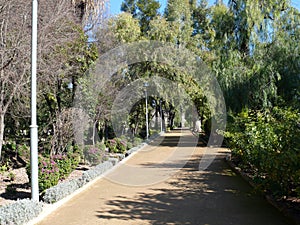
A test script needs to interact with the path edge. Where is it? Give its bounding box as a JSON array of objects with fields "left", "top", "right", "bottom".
[
  {"left": 225, "top": 158, "right": 299, "bottom": 225},
  {"left": 25, "top": 132, "right": 165, "bottom": 225}
]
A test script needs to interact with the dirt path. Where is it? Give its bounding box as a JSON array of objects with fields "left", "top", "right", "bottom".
[{"left": 36, "top": 130, "right": 293, "bottom": 225}]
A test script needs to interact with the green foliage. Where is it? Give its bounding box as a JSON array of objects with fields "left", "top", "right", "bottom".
[
  {"left": 105, "top": 139, "right": 118, "bottom": 153},
  {"left": 115, "top": 138, "right": 127, "bottom": 153},
  {"left": 26, "top": 151, "right": 81, "bottom": 192},
  {"left": 0, "top": 161, "right": 9, "bottom": 174},
  {"left": 226, "top": 107, "right": 300, "bottom": 197},
  {"left": 28, "top": 157, "right": 60, "bottom": 192},
  {"left": 121, "top": 0, "right": 161, "bottom": 33},
  {"left": 83, "top": 143, "right": 106, "bottom": 165},
  {"left": 132, "top": 136, "right": 143, "bottom": 146},
  {"left": 52, "top": 155, "right": 73, "bottom": 180},
  {"left": 109, "top": 13, "right": 142, "bottom": 43}
]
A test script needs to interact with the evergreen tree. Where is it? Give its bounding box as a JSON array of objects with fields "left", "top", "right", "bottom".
[{"left": 121, "top": 0, "right": 160, "bottom": 34}]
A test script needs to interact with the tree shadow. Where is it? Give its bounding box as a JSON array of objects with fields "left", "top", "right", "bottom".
[
  {"left": 0, "top": 183, "right": 31, "bottom": 200},
  {"left": 96, "top": 155, "right": 293, "bottom": 225}
]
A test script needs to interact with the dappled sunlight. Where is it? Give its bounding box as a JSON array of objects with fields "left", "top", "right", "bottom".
[{"left": 96, "top": 154, "right": 291, "bottom": 225}]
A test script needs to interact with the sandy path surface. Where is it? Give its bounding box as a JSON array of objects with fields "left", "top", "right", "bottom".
[{"left": 36, "top": 130, "right": 292, "bottom": 225}]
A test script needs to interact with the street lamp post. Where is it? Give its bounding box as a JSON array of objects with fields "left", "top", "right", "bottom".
[
  {"left": 144, "top": 82, "right": 149, "bottom": 140},
  {"left": 160, "top": 99, "right": 163, "bottom": 132},
  {"left": 30, "top": 0, "right": 39, "bottom": 201}
]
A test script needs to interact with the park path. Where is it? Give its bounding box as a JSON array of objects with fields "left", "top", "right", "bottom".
[{"left": 36, "top": 130, "right": 292, "bottom": 225}]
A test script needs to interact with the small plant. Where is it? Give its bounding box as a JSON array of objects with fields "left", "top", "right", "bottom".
[
  {"left": 132, "top": 137, "right": 142, "bottom": 147},
  {"left": 83, "top": 145, "right": 105, "bottom": 165},
  {"left": 52, "top": 154, "right": 72, "bottom": 180},
  {"left": 114, "top": 138, "right": 127, "bottom": 153},
  {"left": 26, "top": 157, "right": 60, "bottom": 192},
  {"left": 0, "top": 199, "right": 43, "bottom": 225},
  {"left": 105, "top": 139, "right": 117, "bottom": 153},
  {"left": 0, "top": 162, "right": 9, "bottom": 174},
  {"left": 8, "top": 172, "right": 15, "bottom": 181},
  {"left": 127, "top": 141, "right": 133, "bottom": 150}
]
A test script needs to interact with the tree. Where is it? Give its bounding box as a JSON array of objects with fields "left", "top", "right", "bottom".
[
  {"left": 121, "top": 0, "right": 160, "bottom": 34},
  {"left": 0, "top": 1, "right": 32, "bottom": 159},
  {"left": 228, "top": 0, "right": 290, "bottom": 55},
  {"left": 0, "top": 0, "right": 100, "bottom": 160},
  {"left": 72, "top": 0, "right": 108, "bottom": 30}
]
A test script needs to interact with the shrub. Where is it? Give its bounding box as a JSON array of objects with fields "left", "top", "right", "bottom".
[
  {"left": 105, "top": 139, "right": 117, "bottom": 153},
  {"left": 26, "top": 156, "right": 60, "bottom": 192},
  {"left": 83, "top": 144, "right": 106, "bottom": 165},
  {"left": 127, "top": 141, "right": 133, "bottom": 150},
  {"left": 132, "top": 137, "right": 142, "bottom": 147},
  {"left": 44, "top": 160, "right": 117, "bottom": 204},
  {"left": 43, "top": 178, "right": 81, "bottom": 204},
  {"left": 66, "top": 144, "right": 83, "bottom": 169},
  {"left": 114, "top": 138, "right": 127, "bottom": 153},
  {"left": 27, "top": 150, "right": 82, "bottom": 193},
  {"left": 52, "top": 154, "right": 73, "bottom": 180},
  {"left": 0, "top": 199, "right": 43, "bottom": 225},
  {"left": 225, "top": 107, "right": 300, "bottom": 197}
]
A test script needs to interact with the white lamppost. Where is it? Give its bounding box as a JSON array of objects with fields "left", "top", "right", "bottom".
[
  {"left": 144, "top": 82, "right": 149, "bottom": 139},
  {"left": 30, "top": 0, "right": 39, "bottom": 201},
  {"left": 160, "top": 99, "right": 163, "bottom": 132}
]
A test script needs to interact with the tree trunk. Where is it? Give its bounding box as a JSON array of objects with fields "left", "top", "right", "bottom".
[{"left": 0, "top": 112, "right": 5, "bottom": 160}]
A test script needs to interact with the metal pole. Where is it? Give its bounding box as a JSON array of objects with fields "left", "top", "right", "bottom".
[
  {"left": 160, "top": 99, "right": 163, "bottom": 132},
  {"left": 145, "top": 89, "right": 149, "bottom": 140},
  {"left": 30, "top": 0, "right": 39, "bottom": 201}
]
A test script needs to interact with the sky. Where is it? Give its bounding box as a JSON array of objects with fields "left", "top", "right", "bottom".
[{"left": 108, "top": 0, "right": 300, "bottom": 15}]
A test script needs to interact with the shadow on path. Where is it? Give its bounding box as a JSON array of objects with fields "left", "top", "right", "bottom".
[{"left": 96, "top": 132, "right": 293, "bottom": 225}]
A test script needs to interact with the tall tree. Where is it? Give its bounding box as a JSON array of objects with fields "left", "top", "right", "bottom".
[
  {"left": 0, "top": 0, "right": 101, "bottom": 159},
  {"left": 228, "top": 0, "right": 290, "bottom": 55},
  {"left": 72, "top": 0, "right": 108, "bottom": 29},
  {"left": 164, "top": 0, "right": 194, "bottom": 47},
  {"left": 121, "top": 0, "right": 160, "bottom": 34}
]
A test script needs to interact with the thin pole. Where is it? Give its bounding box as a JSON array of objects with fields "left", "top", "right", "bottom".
[
  {"left": 145, "top": 89, "right": 149, "bottom": 140},
  {"left": 30, "top": 0, "right": 39, "bottom": 201},
  {"left": 160, "top": 99, "right": 163, "bottom": 132}
]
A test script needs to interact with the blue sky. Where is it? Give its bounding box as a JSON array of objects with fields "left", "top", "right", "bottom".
[{"left": 108, "top": 0, "right": 300, "bottom": 15}]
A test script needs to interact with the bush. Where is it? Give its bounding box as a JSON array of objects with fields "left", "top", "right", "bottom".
[
  {"left": 226, "top": 107, "right": 300, "bottom": 197},
  {"left": 78, "top": 161, "right": 114, "bottom": 186},
  {"left": 26, "top": 157, "right": 60, "bottom": 192},
  {"left": 132, "top": 137, "right": 142, "bottom": 147},
  {"left": 127, "top": 141, "right": 133, "bottom": 150},
  {"left": 0, "top": 199, "right": 43, "bottom": 225},
  {"left": 105, "top": 139, "right": 117, "bottom": 153},
  {"left": 83, "top": 144, "right": 106, "bottom": 165},
  {"left": 43, "top": 178, "right": 81, "bottom": 204},
  {"left": 26, "top": 153, "right": 79, "bottom": 192},
  {"left": 52, "top": 154, "right": 73, "bottom": 179},
  {"left": 114, "top": 138, "right": 127, "bottom": 153}
]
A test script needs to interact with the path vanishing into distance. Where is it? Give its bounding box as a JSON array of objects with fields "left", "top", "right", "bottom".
[{"left": 36, "top": 130, "right": 293, "bottom": 225}]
